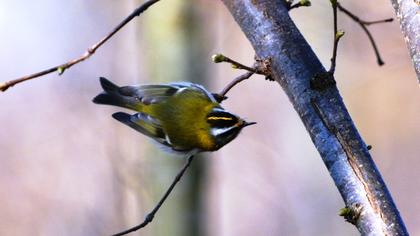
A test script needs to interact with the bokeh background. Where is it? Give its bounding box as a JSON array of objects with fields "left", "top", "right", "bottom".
[{"left": 0, "top": 0, "right": 418, "bottom": 235}]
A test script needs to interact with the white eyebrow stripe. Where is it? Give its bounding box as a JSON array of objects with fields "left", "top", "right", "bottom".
[
  {"left": 165, "top": 134, "right": 172, "bottom": 145},
  {"left": 212, "top": 107, "right": 225, "bottom": 112},
  {"left": 175, "top": 87, "right": 187, "bottom": 94},
  {"left": 211, "top": 127, "right": 235, "bottom": 136}
]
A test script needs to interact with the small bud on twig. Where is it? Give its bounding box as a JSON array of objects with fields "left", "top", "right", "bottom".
[
  {"left": 299, "top": 0, "right": 311, "bottom": 7},
  {"left": 212, "top": 54, "right": 225, "bottom": 63},
  {"left": 336, "top": 30, "right": 345, "bottom": 40},
  {"left": 57, "top": 66, "right": 66, "bottom": 75},
  {"left": 339, "top": 203, "right": 363, "bottom": 225}
]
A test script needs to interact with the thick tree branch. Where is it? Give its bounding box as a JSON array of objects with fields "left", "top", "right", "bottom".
[
  {"left": 0, "top": 0, "right": 160, "bottom": 92},
  {"left": 389, "top": 0, "right": 420, "bottom": 81},
  {"left": 221, "top": 0, "right": 408, "bottom": 235}
]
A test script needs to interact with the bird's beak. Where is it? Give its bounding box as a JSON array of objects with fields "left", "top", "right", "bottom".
[{"left": 241, "top": 121, "right": 257, "bottom": 128}]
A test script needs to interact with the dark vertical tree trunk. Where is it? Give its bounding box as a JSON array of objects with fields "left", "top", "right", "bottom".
[
  {"left": 221, "top": 0, "right": 408, "bottom": 235},
  {"left": 182, "top": 2, "right": 209, "bottom": 236}
]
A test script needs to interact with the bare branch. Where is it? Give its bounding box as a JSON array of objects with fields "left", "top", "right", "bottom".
[
  {"left": 211, "top": 54, "right": 274, "bottom": 102},
  {"left": 329, "top": 0, "right": 345, "bottom": 74},
  {"left": 214, "top": 71, "right": 255, "bottom": 102},
  {"left": 112, "top": 155, "right": 195, "bottom": 236},
  {"left": 337, "top": 3, "right": 393, "bottom": 66},
  {"left": 0, "top": 0, "right": 161, "bottom": 92},
  {"left": 212, "top": 53, "right": 263, "bottom": 74}
]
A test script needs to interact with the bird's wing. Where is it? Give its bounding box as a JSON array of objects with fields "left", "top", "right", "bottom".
[
  {"left": 113, "top": 112, "right": 193, "bottom": 153},
  {"left": 93, "top": 78, "right": 217, "bottom": 110},
  {"left": 112, "top": 112, "right": 170, "bottom": 146},
  {"left": 119, "top": 81, "right": 217, "bottom": 105}
]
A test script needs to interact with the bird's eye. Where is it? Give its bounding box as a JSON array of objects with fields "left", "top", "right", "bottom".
[{"left": 207, "top": 110, "right": 239, "bottom": 128}]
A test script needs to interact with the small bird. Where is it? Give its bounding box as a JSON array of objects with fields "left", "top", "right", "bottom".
[{"left": 93, "top": 77, "right": 256, "bottom": 155}]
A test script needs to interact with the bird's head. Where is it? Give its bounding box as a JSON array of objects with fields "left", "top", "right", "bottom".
[{"left": 206, "top": 108, "right": 256, "bottom": 150}]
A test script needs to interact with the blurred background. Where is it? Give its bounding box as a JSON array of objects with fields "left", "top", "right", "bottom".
[{"left": 0, "top": 0, "right": 418, "bottom": 235}]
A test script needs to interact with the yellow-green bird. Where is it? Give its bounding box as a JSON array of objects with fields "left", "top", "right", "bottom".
[{"left": 93, "top": 77, "right": 255, "bottom": 155}]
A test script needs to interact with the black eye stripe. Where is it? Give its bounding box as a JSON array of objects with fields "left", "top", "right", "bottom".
[
  {"left": 207, "top": 119, "right": 237, "bottom": 128},
  {"left": 207, "top": 110, "right": 237, "bottom": 119}
]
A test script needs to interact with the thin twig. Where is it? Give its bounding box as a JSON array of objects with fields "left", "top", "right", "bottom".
[
  {"left": 337, "top": 3, "right": 393, "bottom": 66},
  {"left": 211, "top": 54, "right": 273, "bottom": 102},
  {"left": 215, "top": 71, "right": 255, "bottom": 102},
  {"left": 362, "top": 18, "right": 393, "bottom": 26},
  {"left": 212, "top": 54, "right": 264, "bottom": 74},
  {"left": 112, "top": 155, "right": 195, "bottom": 236},
  {"left": 0, "top": 0, "right": 160, "bottom": 92},
  {"left": 329, "top": 0, "right": 344, "bottom": 74}
]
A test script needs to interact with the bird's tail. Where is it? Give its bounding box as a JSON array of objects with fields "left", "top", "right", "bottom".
[{"left": 92, "top": 77, "right": 139, "bottom": 111}]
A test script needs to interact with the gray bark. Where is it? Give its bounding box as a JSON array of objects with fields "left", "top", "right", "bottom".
[
  {"left": 390, "top": 0, "right": 420, "bottom": 81},
  {"left": 221, "top": 0, "right": 408, "bottom": 235}
]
